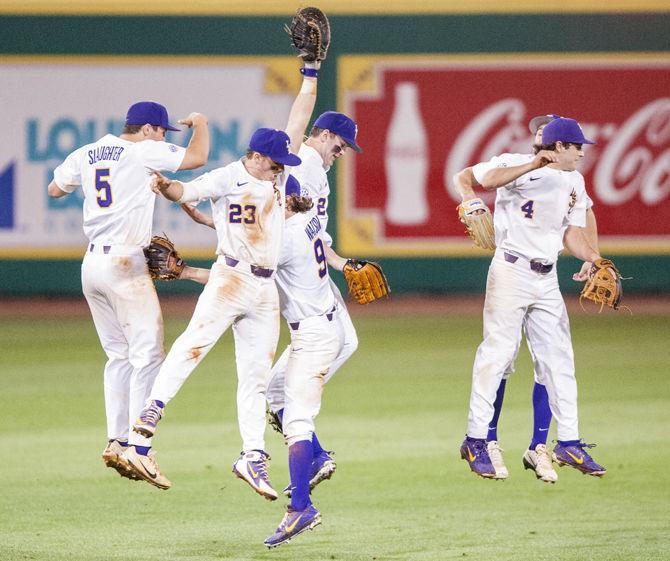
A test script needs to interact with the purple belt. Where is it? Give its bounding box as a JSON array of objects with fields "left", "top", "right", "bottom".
[
  {"left": 504, "top": 252, "right": 553, "bottom": 274},
  {"left": 224, "top": 255, "right": 274, "bottom": 278},
  {"left": 89, "top": 244, "right": 111, "bottom": 254},
  {"left": 289, "top": 306, "right": 336, "bottom": 331}
]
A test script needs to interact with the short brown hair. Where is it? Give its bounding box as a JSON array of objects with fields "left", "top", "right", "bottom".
[{"left": 122, "top": 124, "right": 161, "bottom": 135}]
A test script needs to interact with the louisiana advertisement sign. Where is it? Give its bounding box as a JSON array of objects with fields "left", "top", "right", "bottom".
[
  {"left": 337, "top": 54, "right": 670, "bottom": 256},
  {"left": 0, "top": 56, "right": 299, "bottom": 257}
]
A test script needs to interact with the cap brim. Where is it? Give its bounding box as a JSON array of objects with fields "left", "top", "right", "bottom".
[
  {"left": 274, "top": 153, "right": 302, "bottom": 167},
  {"left": 343, "top": 137, "right": 363, "bottom": 153},
  {"left": 165, "top": 124, "right": 181, "bottom": 132},
  {"left": 528, "top": 116, "right": 555, "bottom": 134}
]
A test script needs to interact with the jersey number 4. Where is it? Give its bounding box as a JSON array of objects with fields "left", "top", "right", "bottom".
[
  {"left": 95, "top": 168, "right": 113, "bottom": 208},
  {"left": 521, "top": 200, "right": 535, "bottom": 219}
]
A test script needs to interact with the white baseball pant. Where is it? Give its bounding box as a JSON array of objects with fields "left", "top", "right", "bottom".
[
  {"left": 266, "top": 281, "right": 357, "bottom": 414},
  {"left": 81, "top": 245, "right": 165, "bottom": 448},
  {"left": 281, "top": 309, "right": 345, "bottom": 445},
  {"left": 467, "top": 250, "right": 579, "bottom": 441},
  {"left": 148, "top": 257, "right": 280, "bottom": 452}
]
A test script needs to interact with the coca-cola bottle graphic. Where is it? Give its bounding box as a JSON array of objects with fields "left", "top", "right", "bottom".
[{"left": 385, "top": 82, "right": 429, "bottom": 225}]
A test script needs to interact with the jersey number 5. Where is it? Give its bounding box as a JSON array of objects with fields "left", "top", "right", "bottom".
[
  {"left": 313, "top": 238, "right": 327, "bottom": 278},
  {"left": 95, "top": 169, "right": 112, "bottom": 208}
]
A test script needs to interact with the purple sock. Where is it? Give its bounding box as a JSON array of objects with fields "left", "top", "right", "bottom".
[
  {"left": 558, "top": 439, "right": 581, "bottom": 447},
  {"left": 289, "top": 440, "right": 313, "bottom": 511},
  {"left": 486, "top": 379, "right": 507, "bottom": 441},
  {"left": 529, "top": 383, "right": 553, "bottom": 450},
  {"left": 135, "top": 446, "right": 151, "bottom": 456},
  {"left": 311, "top": 432, "right": 326, "bottom": 457}
]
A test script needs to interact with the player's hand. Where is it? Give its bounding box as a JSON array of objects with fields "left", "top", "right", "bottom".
[
  {"left": 533, "top": 150, "right": 558, "bottom": 168},
  {"left": 461, "top": 196, "right": 486, "bottom": 215},
  {"left": 177, "top": 112, "right": 208, "bottom": 128},
  {"left": 180, "top": 203, "right": 215, "bottom": 229},
  {"left": 572, "top": 261, "right": 592, "bottom": 281},
  {"left": 151, "top": 171, "right": 172, "bottom": 194}
]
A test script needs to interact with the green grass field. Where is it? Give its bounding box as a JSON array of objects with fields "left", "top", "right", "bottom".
[{"left": 1, "top": 310, "right": 669, "bottom": 561}]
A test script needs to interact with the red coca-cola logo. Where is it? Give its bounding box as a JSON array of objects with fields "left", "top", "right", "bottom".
[{"left": 347, "top": 61, "right": 670, "bottom": 240}]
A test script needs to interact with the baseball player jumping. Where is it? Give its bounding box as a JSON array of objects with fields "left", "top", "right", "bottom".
[
  {"left": 128, "top": 49, "right": 320, "bottom": 497},
  {"left": 454, "top": 114, "right": 600, "bottom": 483},
  {"left": 458, "top": 117, "right": 607, "bottom": 480},
  {"left": 48, "top": 102, "right": 209, "bottom": 488}
]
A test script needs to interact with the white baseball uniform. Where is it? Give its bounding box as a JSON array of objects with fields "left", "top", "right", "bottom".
[
  {"left": 52, "top": 134, "right": 186, "bottom": 447},
  {"left": 466, "top": 153, "right": 589, "bottom": 441},
  {"left": 147, "top": 160, "right": 287, "bottom": 451},
  {"left": 266, "top": 211, "right": 345, "bottom": 445},
  {"left": 493, "top": 153, "right": 593, "bottom": 384},
  {"left": 266, "top": 144, "right": 358, "bottom": 412}
]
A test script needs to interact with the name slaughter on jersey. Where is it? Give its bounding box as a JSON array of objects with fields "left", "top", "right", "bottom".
[{"left": 88, "top": 146, "right": 125, "bottom": 164}]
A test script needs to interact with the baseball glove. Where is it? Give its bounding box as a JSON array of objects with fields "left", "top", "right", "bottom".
[
  {"left": 457, "top": 198, "right": 495, "bottom": 250},
  {"left": 579, "top": 258, "right": 623, "bottom": 311},
  {"left": 284, "top": 6, "right": 331, "bottom": 62},
  {"left": 343, "top": 259, "right": 390, "bottom": 305},
  {"left": 144, "top": 234, "right": 186, "bottom": 281}
]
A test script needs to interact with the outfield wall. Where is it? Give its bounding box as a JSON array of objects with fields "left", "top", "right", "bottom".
[{"left": 1, "top": 5, "right": 669, "bottom": 295}]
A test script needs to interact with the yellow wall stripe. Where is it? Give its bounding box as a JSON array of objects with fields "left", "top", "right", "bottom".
[{"left": 1, "top": 1, "right": 668, "bottom": 16}]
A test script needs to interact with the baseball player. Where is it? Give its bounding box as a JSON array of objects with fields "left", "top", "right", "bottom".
[
  {"left": 128, "top": 62, "right": 319, "bottom": 499},
  {"left": 47, "top": 101, "right": 209, "bottom": 488},
  {"left": 458, "top": 117, "right": 607, "bottom": 480},
  {"left": 263, "top": 110, "right": 363, "bottom": 495},
  {"left": 454, "top": 114, "right": 600, "bottom": 483}
]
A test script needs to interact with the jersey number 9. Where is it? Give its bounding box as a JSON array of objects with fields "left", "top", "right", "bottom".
[{"left": 313, "top": 238, "right": 327, "bottom": 278}]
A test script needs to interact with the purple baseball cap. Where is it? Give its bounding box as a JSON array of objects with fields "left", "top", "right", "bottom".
[
  {"left": 248, "top": 128, "right": 302, "bottom": 166},
  {"left": 285, "top": 174, "right": 301, "bottom": 197},
  {"left": 313, "top": 111, "right": 362, "bottom": 152},
  {"left": 541, "top": 117, "right": 596, "bottom": 145},
  {"left": 528, "top": 114, "right": 561, "bottom": 134},
  {"left": 125, "top": 101, "right": 180, "bottom": 131}
]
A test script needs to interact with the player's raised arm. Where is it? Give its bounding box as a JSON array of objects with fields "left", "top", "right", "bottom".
[
  {"left": 283, "top": 7, "right": 330, "bottom": 152},
  {"left": 177, "top": 112, "right": 210, "bottom": 170},
  {"left": 453, "top": 167, "right": 480, "bottom": 201}
]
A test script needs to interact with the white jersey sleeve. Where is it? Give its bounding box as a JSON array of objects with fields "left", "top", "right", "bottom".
[
  {"left": 134, "top": 140, "right": 185, "bottom": 173},
  {"left": 181, "top": 166, "right": 233, "bottom": 203},
  {"left": 567, "top": 174, "right": 588, "bottom": 228},
  {"left": 472, "top": 153, "right": 534, "bottom": 187}
]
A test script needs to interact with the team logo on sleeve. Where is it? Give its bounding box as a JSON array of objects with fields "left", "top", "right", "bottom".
[
  {"left": 168, "top": 144, "right": 178, "bottom": 152},
  {"left": 568, "top": 189, "right": 577, "bottom": 213}
]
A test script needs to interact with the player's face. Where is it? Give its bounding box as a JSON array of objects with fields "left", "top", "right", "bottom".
[
  {"left": 556, "top": 142, "right": 584, "bottom": 171},
  {"left": 534, "top": 124, "right": 546, "bottom": 145},
  {"left": 259, "top": 155, "right": 285, "bottom": 181},
  {"left": 323, "top": 133, "right": 349, "bottom": 166}
]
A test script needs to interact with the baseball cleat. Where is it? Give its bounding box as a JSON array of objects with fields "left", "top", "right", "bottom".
[
  {"left": 102, "top": 440, "right": 141, "bottom": 481},
  {"left": 132, "top": 400, "right": 164, "bottom": 438},
  {"left": 486, "top": 440, "right": 509, "bottom": 480},
  {"left": 123, "top": 446, "right": 172, "bottom": 490},
  {"left": 232, "top": 450, "right": 278, "bottom": 501},
  {"left": 460, "top": 438, "right": 496, "bottom": 479},
  {"left": 522, "top": 444, "right": 558, "bottom": 483},
  {"left": 263, "top": 504, "right": 321, "bottom": 548},
  {"left": 283, "top": 450, "right": 337, "bottom": 497},
  {"left": 552, "top": 441, "right": 606, "bottom": 477}
]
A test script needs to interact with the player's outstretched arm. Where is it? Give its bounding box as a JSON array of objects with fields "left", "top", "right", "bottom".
[
  {"left": 47, "top": 180, "right": 69, "bottom": 198},
  {"left": 151, "top": 171, "right": 184, "bottom": 202},
  {"left": 324, "top": 244, "right": 347, "bottom": 271},
  {"left": 180, "top": 203, "right": 215, "bottom": 229},
  {"left": 284, "top": 66, "right": 318, "bottom": 154},
  {"left": 177, "top": 112, "right": 210, "bottom": 170},
  {"left": 573, "top": 208, "right": 599, "bottom": 281},
  {"left": 480, "top": 151, "right": 558, "bottom": 190},
  {"left": 180, "top": 265, "right": 210, "bottom": 284},
  {"left": 564, "top": 225, "right": 600, "bottom": 264},
  {"left": 453, "top": 167, "right": 480, "bottom": 201}
]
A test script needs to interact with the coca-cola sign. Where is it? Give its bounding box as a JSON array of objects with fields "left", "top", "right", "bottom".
[{"left": 338, "top": 56, "right": 670, "bottom": 255}]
